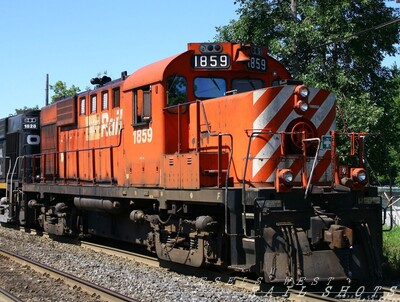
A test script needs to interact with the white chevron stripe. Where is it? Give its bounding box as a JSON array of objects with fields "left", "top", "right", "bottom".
[
  {"left": 253, "top": 88, "right": 268, "bottom": 105},
  {"left": 252, "top": 86, "right": 294, "bottom": 130},
  {"left": 307, "top": 87, "right": 319, "bottom": 104},
  {"left": 324, "top": 118, "right": 336, "bottom": 135},
  {"left": 310, "top": 92, "right": 335, "bottom": 127}
]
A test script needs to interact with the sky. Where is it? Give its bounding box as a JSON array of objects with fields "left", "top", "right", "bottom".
[
  {"left": 0, "top": 0, "right": 238, "bottom": 116},
  {"left": 0, "top": 1, "right": 398, "bottom": 117}
]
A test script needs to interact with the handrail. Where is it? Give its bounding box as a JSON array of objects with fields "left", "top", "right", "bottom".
[
  {"left": 383, "top": 192, "right": 396, "bottom": 232},
  {"left": 9, "top": 156, "right": 24, "bottom": 216},
  {"left": 242, "top": 130, "right": 276, "bottom": 238},
  {"left": 196, "top": 100, "right": 212, "bottom": 134},
  {"left": 331, "top": 130, "right": 372, "bottom": 186},
  {"left": 192, "top": 100, "right": 235, "bottom": 235},
  {"left": 242, "top": 129, "right": 306, "bottom": 187},
  {"left": 31, "top": 128, "right": 124, "bottom": 183},
  {"left": 0, "top": 156, "right": 11, "bottom": 202},
  {"left": 302, "top": 138, "right": 321, "bottom": 199},
  {"left": 241, "top": 130, "right": 322, "bottom": 236}
]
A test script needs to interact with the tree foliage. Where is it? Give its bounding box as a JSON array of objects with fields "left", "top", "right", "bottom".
[
  {"left": 216, "top": 0, "right": 400, "bottom": 184},
  {"left": 14, "top": 105, "right": 39, "bottom": 115},
  {"left": 50, "top": 81, "right": 80, "bottom": 103}
]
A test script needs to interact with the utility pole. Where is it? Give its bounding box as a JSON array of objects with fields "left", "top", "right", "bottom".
[
  {"left": 45, "top": 74, "right": 49, "bottom": 106},
  {"left": 291, "top": 0, "right": 298, "bottom": 78}
]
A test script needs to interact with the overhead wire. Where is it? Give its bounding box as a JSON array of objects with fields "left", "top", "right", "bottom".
[{"left": 312, "top": 18, "right": 400, "bottom": 50}]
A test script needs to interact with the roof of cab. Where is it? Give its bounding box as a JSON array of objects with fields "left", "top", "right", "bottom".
[{"left": 122, "top": 51, "right": 190, "bottom": 92}]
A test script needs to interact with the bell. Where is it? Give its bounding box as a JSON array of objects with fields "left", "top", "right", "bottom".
[{"left": 235, "top": 50, "right": 250, "bottom": 62}]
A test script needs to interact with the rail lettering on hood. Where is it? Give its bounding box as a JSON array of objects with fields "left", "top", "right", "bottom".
[{"left": 86, "top": 109, "right": 123, "bottom": 141}]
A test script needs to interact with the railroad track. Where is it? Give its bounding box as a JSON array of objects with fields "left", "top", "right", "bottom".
[
  {"left": 81, "top": 241, "right": 266, "bottom": 292},
  {"left": 79, "top": 242, "right": 366, "bottom": 301},
  {"left": 59, "top": 240, "right": 400, "bottom": 301},
  {"left": 382, "top": 285, "right": 400, "bottom": 300},
  {"left": 6, "top": 227, "right": 400, "bottom": 302},
  {"left": 234, "top": 277, "right": 400, "bottom": 301},
  {"left": 232, "top": 278, "right": 342, "bottom": 301},
  {"left": 0, "top": 287, "right": 24, "bottom": 302},
  {"left": 0, "top": 247, "right": 139, "bottom": 302},
  {"left": 80, "top": 240, "right": 159, "bottom": 268}
]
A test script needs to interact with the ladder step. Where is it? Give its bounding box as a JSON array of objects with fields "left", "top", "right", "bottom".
[{"left": 203, "top": 169, "right": 228, "bottom": 175}]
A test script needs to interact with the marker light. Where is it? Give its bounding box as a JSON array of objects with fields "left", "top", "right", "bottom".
[{"left": 199, "top": 43, "right": 223, "bottom": 53}]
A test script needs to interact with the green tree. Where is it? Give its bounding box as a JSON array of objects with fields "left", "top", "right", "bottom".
[
  {"left": 14, "top": 105, "right": 39, "bottom": 115},
  {"left": 50, "top": 81, "right": 80, "bottom": 102},
  {"left": 376, "top": 66, "right": 400, "bottom": 184},
  {"left": 216, "top": 0, "right": 400, "bottom": 184}
]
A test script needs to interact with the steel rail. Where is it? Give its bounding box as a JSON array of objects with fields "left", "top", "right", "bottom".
[
  {"left": 382, "top": 286, "right": 400, "bottom": 300},
  {"left": 289, "top": 288, "right": 344, "bottom": 302},
  {"left": 0, "top": 247, "right": 139, "bottom": 302},
  {"left": 80, "top": 240, "right": 159, "bottom": 268},
  {"left": 0, "top": 287, "right": 24, "bottom": 302},
  {"left": 7, "top": 226, "right": 400, "bottom": 302}
]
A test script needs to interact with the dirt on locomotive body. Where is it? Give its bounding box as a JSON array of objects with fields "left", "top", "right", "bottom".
[{"left": 0, "top": 42, "right": 383, "bottom": 283}]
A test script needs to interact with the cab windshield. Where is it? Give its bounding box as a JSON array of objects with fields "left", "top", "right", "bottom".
[
  {"left": 232, "top": 78, "right": 263, "bottom": 93},
  {"left": 194, "top": 77, "right": 226, "bottom": 99}
]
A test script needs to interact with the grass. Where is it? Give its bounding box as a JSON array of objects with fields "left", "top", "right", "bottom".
[{"left": 382, "top": 226, "right": 400, "bottom": 278}]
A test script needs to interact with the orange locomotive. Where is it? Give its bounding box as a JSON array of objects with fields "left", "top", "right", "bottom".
[{"left": 3, "top": 42, "right": 382, "bottom": 282}]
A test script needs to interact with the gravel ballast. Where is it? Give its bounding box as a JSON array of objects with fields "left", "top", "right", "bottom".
[{"left": 0, "top": 226, "right": 279, "bottom": 302}]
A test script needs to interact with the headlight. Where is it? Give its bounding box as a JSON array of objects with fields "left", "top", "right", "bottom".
[
  {"left": 299, "top": 86, "right": 309, "bottom": 98},
  {"left": 356, "top": 170, "right": 367, "bottom": 182},
  {"left": 297, "top": 101, "right": 309, "bottom": 112},
  {"left": 276, "top": 169, "right": 295, "bottom": 192},
  {"left": 351, "top": 168, "right": 368, "bottom": 184},
  {"left": 284, "top": 171, "right": 294, "bottom": 183},
  {"left": 278, "top": 169, "right": 294, "bottom": 186},
  {"left": 294, "top": 85, "right": 310, "bottom": 114},
  {"left": 295, "top": 85, "right": 309, "bottom": 98}
]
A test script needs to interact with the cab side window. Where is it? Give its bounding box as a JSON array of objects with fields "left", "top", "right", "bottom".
[
  {"left": 133, "top": 86, "right": 151, "bottom": 125},
  {"left": 80, "top": 97, "right": 86, "bottom": 115},
  {"left": 112, "top": 87, "right": 120, "bottom": 108},
  {"left": 167, "top": 75, "right": 187, "bottom": 106}
]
